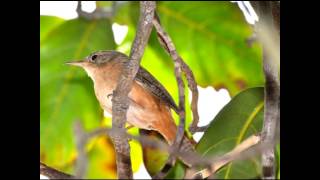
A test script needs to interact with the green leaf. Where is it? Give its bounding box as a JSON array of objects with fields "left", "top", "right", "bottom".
[
  {"left": 139, "top": 130, "right": 169, "bottom": 176},
  {"left": 155, "top": 2, "right": 264, "bottom": 96},
  {"left": 166, "top": 161, "right": 186, "bottom": 179},
  {"left": 40, "top": 16, "right": 116, "bottom": 175},
  {"left": 276, "top": 143, "right": 280, "bottom": 179},
  {"left": 196, "top": 87, "right": 264, "bottom": 179},
  {"left": 96, "top": 1, "right": 112, "bottom": 8},
  {"left": 115, "top": 2, "right": 264, "bottom": 96},
  {"left": 113, "top": 1, "right": 139, "bottom": 26},
  {"left": 40, "top": 15, "right": 64, "bottom": 42},
  {"left": 86, "top": 136, "right": 117, "bottom": 179}
]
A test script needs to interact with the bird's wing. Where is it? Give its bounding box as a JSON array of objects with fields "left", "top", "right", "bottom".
[{"left": 135, "top": 66, "right": 179, "bottom": 113}]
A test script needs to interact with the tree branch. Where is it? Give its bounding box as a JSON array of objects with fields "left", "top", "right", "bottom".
[
  {"left": 152, "top": 13, "right": 187, "bottom": 179},
  {"left": 180, "top": 59, "right": 200, "bottom": 134},
  {"left": 153, "top": 13, "right": 201, "bottom": 135},
  {"left": 251, "top": 2, "right": 280, "bottom": 179},
  {"left": 40, "top": 162, "right": 74, "bottom": 179},
  {"left": 44, "top": 122, "right": 262, "bottom": 180},
  {"left": 110, "top": 1, "right": 156, "bottom": 179}
]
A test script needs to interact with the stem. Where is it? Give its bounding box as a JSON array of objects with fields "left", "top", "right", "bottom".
[
  {"left": 251, "top": 2, "right": 280, "bottom": 179},
  {"left": 111, "top": 1, "right": 156, "bottom": 179},
  {"left": 152, "top": 13, "right": 186, "bottom": 179},
  {"left": 154, "top": 12, "right": 200, "bottom": 135},
  {"left": 40, "top": 162, "right": 74, "bottom": 179}
]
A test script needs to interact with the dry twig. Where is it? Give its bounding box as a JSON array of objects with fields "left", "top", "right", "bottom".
[
  {"left": 40, "top": 162, "right": 74, "bottom": 179},
  {"left": 189, "top": 134, "right": 262, "bottom": 179}
]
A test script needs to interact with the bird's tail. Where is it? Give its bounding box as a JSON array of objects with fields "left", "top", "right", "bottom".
[
  {"left": 152, "top": 107, "right": 198, "bottom": 176},
  {"left": 154, "top": 133, "right": 197, "bottom": 178}
]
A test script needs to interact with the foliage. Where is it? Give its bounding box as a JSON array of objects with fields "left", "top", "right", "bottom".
[
  {"left": 196, "top": 87, "right": 264, "bottom": 179},
  {"left": 40, "top": 2, "right": 275, "bottom": 179}
]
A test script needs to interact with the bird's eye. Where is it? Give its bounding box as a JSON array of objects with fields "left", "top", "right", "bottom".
[{"left": 91, "top": 55, "right": 98, "bottom": 61}]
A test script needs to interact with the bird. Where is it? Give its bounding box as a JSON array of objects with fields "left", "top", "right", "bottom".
[{"left": 66, "top": 50, "right": 196, "bottom": 168}]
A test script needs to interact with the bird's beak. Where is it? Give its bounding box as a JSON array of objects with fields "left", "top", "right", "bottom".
[{"left": 65, "top": 60, "right": 86, "bottom": 67}]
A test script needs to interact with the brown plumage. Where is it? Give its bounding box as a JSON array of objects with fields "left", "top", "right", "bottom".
[{"left": 66, "top": 50, "right": 195, "bottom": 166}]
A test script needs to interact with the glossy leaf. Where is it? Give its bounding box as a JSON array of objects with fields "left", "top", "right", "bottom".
[
  {"left": 196, "top": 87, "right": 264, "bottom": 179},
  {"left": 40, "top": 16, "right": 116, "bottom": 176}
]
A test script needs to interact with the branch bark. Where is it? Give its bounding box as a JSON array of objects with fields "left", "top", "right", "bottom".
[
  {"left": 153, "top": 13, "right": 201, "bottom": 135},
  {"left": 251, "top": 2, "right": 280, "bottom": 179},
  {"left": 110, "top": 1, "right": 156, "bottom": 179},
  {"left": 152, "top": 13, "right": 187, "bottom": 179},
  {"left": 73, "top": 121, "right": 89, "bottom": 179},
  {"left": 40, "top": 162, "right": 74, "bottom": 179}
]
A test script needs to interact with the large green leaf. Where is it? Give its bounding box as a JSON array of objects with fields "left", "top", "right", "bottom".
[
  {"left": 114, "top": 2, "right": 264, "bottom": 96},
  {"left": 40, "top": 16, "right": 64, "bottom": 42},
  {"left": 40, "top": 16, "right": 116, "bottom": 176},
  {"left": 154, "top": 2, "right": 264, "bottom": 96},
  {"left": 196, "top": 87, "right": 264, "bottom": 179}
]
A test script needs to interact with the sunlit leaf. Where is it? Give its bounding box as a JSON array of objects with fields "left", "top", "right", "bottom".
[
  {"left": 115, "top": 2, "right": 263, "bottom": 96},
  {"left": 40, "top": 16, "right": 115, "bottom": 175},
  {"left": 40, "top": 15, "right": 64, "bottom": 42},
  {"left": 86, "top": 136, "right": 117, "bottom": 179},
  {"left": 155, "top": 2, "right": 264, "bottom": 96}
]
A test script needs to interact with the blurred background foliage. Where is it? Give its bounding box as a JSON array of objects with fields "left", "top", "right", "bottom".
[{"left": 40, "top": 1, "right": 270, "bottom": 179}]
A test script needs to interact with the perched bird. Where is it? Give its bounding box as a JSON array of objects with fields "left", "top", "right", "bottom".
[{"left": 66, "top": 50, "right": 195, "bottom": 167}]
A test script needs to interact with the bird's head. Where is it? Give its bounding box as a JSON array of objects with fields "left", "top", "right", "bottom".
[
  {"left": 66, "top": 50, "right": 128, "bottom": 77},
  {"left": 66, "top": 50, "right": 127, "bottom": 68}
]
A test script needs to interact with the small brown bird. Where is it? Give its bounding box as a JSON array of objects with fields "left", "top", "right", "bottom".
[{"left": 66, "top": 50, "right": 195, "bottom": 167}]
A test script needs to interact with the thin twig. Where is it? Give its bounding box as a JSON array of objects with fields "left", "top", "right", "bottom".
[
  {"left": 251, "top": 2, "right": 280, "bottom": 179},
  {"left": 110, "top": 1, "right": 156, "bottom": 179},
  {"left": 71, "top": 122, "right": 263, "bottom": 180},
  {"left": 189, "top": 134, "right": 262, "bottom": 179},
  {"left": 180, "top": 59, "right": 200, "bottom": 134},
  {"left": 73, "top": 121, "right": 89, "bottom": 179},
  {"left": 191, "top": 124, "right": 209, "bottom": 132},
  {"left": 152, "top": 13, "right": 187, "bottom": 179},
  {"left": 40, "top": 162, "right": 74, "bottom": 179},
  {"left": 154, "top": 13, "right": 201, "bottom": 135}
]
